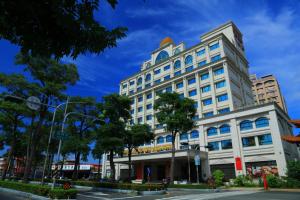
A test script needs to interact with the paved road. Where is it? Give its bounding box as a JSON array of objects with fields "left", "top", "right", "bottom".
[{"left": 0, "top": 192, "right": 24, "bottom": 200}]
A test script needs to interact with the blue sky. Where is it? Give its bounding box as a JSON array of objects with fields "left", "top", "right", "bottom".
[{"left": 0, "top": 0, "right": 300, "bottom": 161}]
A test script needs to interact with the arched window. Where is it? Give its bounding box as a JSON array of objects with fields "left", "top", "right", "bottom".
[
  {"left": 180, "top": 133, "right": 188, "bottom": 140},
  {"left": 190, "top": 130, "right": 199, "bottom": 139},
  {"left": 137, "top": 77, "right": 143, "bottom": 85},
  {"left": 240, "top": 120, "right": 253, "bottom": 131},
  {"left": 155, "top": 50, "right": 169, "bottom": 64},
  {"left": 157, "top": 136, "right": 164, "bottom": 144},
  {"left": 207, "top": 127, "right": 217, "bottom": 136},
  {"left": 185, "top": 55, "right": 193, "bottom": 65},
  {"left": 220, "top": 124, "right": 230, "bottom": 134},
  {"left": 174, "top": 60, "right": 181, "bottom": 69},
  {"left": 255, "top": 117, "right": 269, "bottom": 128},
  {"left": 166, "top": 135, "right": 172, "bottom": 143},
  {"left": 145, "top": 74, "right": 151, "bottom": 82}
]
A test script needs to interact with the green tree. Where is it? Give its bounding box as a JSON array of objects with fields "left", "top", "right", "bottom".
[
  {"left": 0, "top": 0, "right": 127, "bottom": 58},
  {"left": 124, "top": 124, "right": 153, "bottom": 182},
  {"left": 212, "top": 170, "right": 224, "bottom": 187},
  {"left": 154, "top": 92, "right": 196, "bottom": 183},
  {"left": 97, "top": 94, "right": 131, "bottom": 180}
]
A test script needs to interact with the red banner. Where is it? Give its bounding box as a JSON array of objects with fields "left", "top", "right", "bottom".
[{"left": 235, "top": 157, "right": 242, "bottom": 170}]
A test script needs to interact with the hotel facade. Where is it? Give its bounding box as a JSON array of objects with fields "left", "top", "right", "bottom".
[{"left": 101, "top": 22, "right": 299, "bottom": 182}]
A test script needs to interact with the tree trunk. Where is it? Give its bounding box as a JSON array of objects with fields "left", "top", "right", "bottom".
[
  {"left": 128, "top": 148, "right": 132, "bottom": 182},
  {"left": 109, "top": 149, "right": 115, "bottom": 181},
  {"left": 72, "top": 152, "right": 80, "bottom": 180},
  {"left": 170, "top": 132, "right": 176, "bottom": 183}
]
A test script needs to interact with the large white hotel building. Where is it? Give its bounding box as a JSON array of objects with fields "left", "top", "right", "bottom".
[{"left": 102, "top": 21, "right": 299, "bottom": 182}]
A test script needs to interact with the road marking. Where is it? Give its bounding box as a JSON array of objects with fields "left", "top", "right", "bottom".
[
  {"left": 77, "top": 193, "right": 110, "bottom": 199},
  {"left": 112, "top": 196, "right": 142, "bottom": 199}
]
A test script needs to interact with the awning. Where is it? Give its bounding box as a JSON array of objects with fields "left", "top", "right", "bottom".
[
  {"left": 281, "top": 135, "right": 300, "bottom": 143},
  {"left": 288, "top": 120, "right": 300, "bottom": 128}
]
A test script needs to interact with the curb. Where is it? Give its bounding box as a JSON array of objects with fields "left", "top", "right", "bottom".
[
  {"left": 0, "top": 187, "right": 50, "bottom": 200},
  {"left": 167, "top": 188, "right": 221, "bottom": 192},
  {"left": 269, "top": 188, "right": 300, "bottom": 192}
]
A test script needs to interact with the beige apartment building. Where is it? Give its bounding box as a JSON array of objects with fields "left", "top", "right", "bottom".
[{"left": 251, "top": 74, "right": 287, "bottom": 113}]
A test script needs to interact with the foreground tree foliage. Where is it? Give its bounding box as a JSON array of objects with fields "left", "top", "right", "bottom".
[
  {"left": 0, "top": 0, "right": 127, "bottom": 58},
  {"left": 154, "top": 92, "right": 196, "bottom": 183}
]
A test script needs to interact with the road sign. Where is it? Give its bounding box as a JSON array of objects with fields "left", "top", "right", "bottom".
[
  {"left": 26, "top": 96, "right": 41, "bottom": 110},
  {"left": 194, "top": 155, "right": 200, "bottom": 166}
]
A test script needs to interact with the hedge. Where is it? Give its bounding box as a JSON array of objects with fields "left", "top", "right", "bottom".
[
  {"left": 168, "top": 183, "right": 210, "bottom": 189},
  {"left": 0, "top": 180, "right": 77, "bottom": 199}
]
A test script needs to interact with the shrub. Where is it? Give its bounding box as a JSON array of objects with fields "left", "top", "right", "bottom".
[
  {"left": 266, "top": 175, "right": 284, "bottom": 188},
  {"left": 285, "top": 177, "right": 300, "bottom": 188},
  {"left": 287, "top": 160, "right": 300, "bottom": 181},
  {"left": 49, "top": 189, "right": 77, "bottom": 199},
  {"left": 212, "top": 170, "right": 224, "bottom": 186},
  {"left": 233, "top": 175, "right": 257, "bottom": 187}
]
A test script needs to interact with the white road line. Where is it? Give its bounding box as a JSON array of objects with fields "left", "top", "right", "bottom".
[
  {"left": 77, "top": 193, "right": 110, "bottom": 200},
  {"left": 112, "top": 196, "right": 143, "bottom": 199}
]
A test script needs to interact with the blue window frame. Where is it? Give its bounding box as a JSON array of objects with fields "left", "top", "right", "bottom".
[
  {"left": 203, "top": 112, "right": 214, "bottom": 117},
  {"left": 214, "top": 68, "right": 224, "bottom": 75},
  {"left": 200, "top": 73, "right": 209, "bottom": 80},
  {"left": 197, "top": 49, "right": 205, "bottom": 56},
  {"left": 240, "top": 120, "right": 253, "bottom": 131},
  {"left": 155, "top": 50, "right": 169, "bottom": 64},
  {"left": 190, "top": 130, "right": 199, "bottom": 139},
  {"left": 255, "top": 117, "right": 269, "bottom": 128},
  {"left": 129, "top": 90, "right": 134, "bottom": 95},
  {"left": 185, "top": 55, "right": 193, "bottom": 65},
  {"left": 157, "top": 136, "right": 164, "bottom": 144},
  {"left": 138, "top": 107, "right": 143, "bottom": 112},
  {"left": 131, "top": 99, "right": 135, "bottom": 105},
  {"left": 198, "top": 60, "right": 206, "bottom": 67},
  {"left": 258, "top": 134, "right": 272, "bottom": 145},
  {"left": 145, "top": 74, "right": 151, "bottom": 81},
  {"left": 194, "top": 102, "right": 198, "bottom": 108},
  {"left": 174, "top": 60, "right": 181, "bottom": 69},
  {"left": 215, "top": 80, "right": 226, "bottom": 88},
  {"left": 122, "top": 84, "right": 127, "bottom": 89},
  {"left": 145, "top": 83, "right": 151, "bottom": 88},
  {"left": 202, "top": 98, "right": 212, "bottom": 106},
  {"left": 193, "top": 115, "right": 199, "bottom": 120},
  {"left": 174, "top": 70, "right": 181, "bottom": 76},
  {"left": 154, "top": 79, "right": 161, "bottom": 84},
  {"left": 130, "top": 109, "right": 134, "bottom": 114},
  {"left": 218, "top": 108, "right": 230, "bottom": 114},
  {"left": 164, "top": 65, "right": 170, "bottom": 71},
  {"left": 146, "top": 114, "right": 152, "bottom": 121},
  {"left": 207, "top": 127, "right": 217, "bottom": 136},
  {"left": 188, "top": 78, "right": 196, "bottom": 85},
  {"left": 180, "top": 133, "right": 188, "bottom": 140},
  {"left": 146, "top": 93, "right": 152, "bottom": 99},
  {"left": 137, "top": 117, "right": 143, "bottom": 124},
  {"left": 164, "top": 75, "right": 171, "bottom": 81},
  {"left": 166, "top": 135, "right": 172, "bottom": 143},
  {"left": 221, "top": 139, "right": 232, "bottom": 149},
  {"left": 176, "top": 82, "right": 183, "bottom": 89},
  {"left": 201, "top": 85, "right": 211, "bottom": 93},
  {"left": 154, "top": 68, "right": 161, "bottom": 75},
  {"left": 242, "top": 136, "right": 256, "bottom": 147},
  {"left": 146, "top": 104, "right": 152, "bottom": 110},
  {"left": 130, "top": 80, "right": 135, "bottom": 85},
  {"left": 189, "top": 89, "right": 197, "bottom": 97},
  {"left": 138, "top": 96, "right": 143, "bottom": 102},
  {"left": 211, "top": 54, "right": 221, "bottom": 62},
  {"left": 137, "top": 77, "right": 143, "bottom": 85},
  {"left": 208, "top": 141, "right": 219, "bottom": 151},
  {"left": 156, "top": 124, "right": 163, "bottom": 129},
  {"left": 217, "top": 93, "right": 228, "bottom": 102},
  {"left": 137, "top": 87, "right": 142, "bottom": 92},
  {"left": 185, "top": 66, "right": 194, "bottom": 72},
  {"left": 209, "top": 42, "right": 220, "bottom": 51},
  {"left": 220, "top": 124, "right": 230, "bottom": 134},
  {"left": 165, "top": 86, "right": 172, "bottom": 93}
]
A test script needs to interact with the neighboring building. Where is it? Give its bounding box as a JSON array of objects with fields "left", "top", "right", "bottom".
[
  {"left": 0, "top": 157, "right": 7, "bottom": 175},
  {"left": 251, "top": 74, "right": 288, "bottom": 112},
  {"left": 102, "top": 21, "right": 299, "bottom": 182}
]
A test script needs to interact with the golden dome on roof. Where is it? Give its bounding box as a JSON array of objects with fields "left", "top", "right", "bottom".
[{"left": 159, "top": 37, "right": 174, "bottom": 47}]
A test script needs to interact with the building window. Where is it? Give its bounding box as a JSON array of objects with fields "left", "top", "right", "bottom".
[
  {"left": 146, "top": 104, "right": 152, "bottom": 110},
  {"left": 203, "top": 111, "right": 213, "bottom": 117},
  {"left": 156, "top": 124, "right": 163, "bottom": 129},
  {"left": 217, "top": 93, "right": 228, "bottom": 102},
  {"left": 164, "top": 65, "right": 170, "bottom": 71},
  {"left": 242, "top": 136, "right": 256, "bottom": 147},
  {"left": 215, "top": 80, "right": 226, "bottom": 88},
  {"left": 209, "top": 42, "right": 220, "bottom": 51},
  {"left": 174, "top": 48, "right": 181, "bottom": 55},
  {"left": 211, "top": 54, "right": 221, "bottom": 62},
  {"left": 218, "top": 107, "right": 230, "bottom": 114},
  {"left": 174, "top": 60, "right": 181, "bottom": 69},
  {"left": 154, "top": 79, "right": 161, "bottom": 84},
  {"left": 129, "top": 90, "right": 134, "bottom": 95},
  {"left": 185, "top": 55, "right": 193, "bottom": 65},
  {"left": 201, "top": 85, "right": 211, "bottom": 93},
  {"left": 157, "top": 136, "right": 164, "bottom": 144},
  {"left": 221, "top": 139, "right": 232, "bottom": 150},
  {"left": 200, "top": 73, "right": 209, "bottom": 80},
  {"left": 189, "top": 89, "right": 197, "bottom": 97},
  {"left": 202, "top": 98, "right": 212, "bottom": 106},
  {"left": 208, "top": 141, "right": 219, "bottom": 151},
  {"left": 129, "top": 80, "right": 135, "bottom": 86},
  {"left": 145, "top": 74, "right": 151, "bottom": 82},
  {"left": 186, "top": 66, "right": 194, "bottom": 72},
  {"left": 122, "top": 84, "right": 127, "bottom": 89},
  {"left": 174, "top": 70, "right": 181, "bottom": 76},
  {"left": 145, "top": 83, "right": 151, "bottom": 88},
  {"left": 188, "top": 78, "right": 196, "bottom": 85},
  {"left": 198, "top": 60, "right": 206, "bottom": 67},
  {"left": 194, "top": 102, "right": 198, "bottom": 108},
  {"left": 258, "top": 134, "right": 273, "bottom": 145},
  {"left": 214, "top": 68, "right": 224, "bottom": 75},
  {"left": 138, "top": 107, "right": 143, "bottom": 112},
  {"left": 138, "top": 96, "right": 143, "bottom": 102},
  {"left": 180, "top": 133, "right": 188, "bottom": 140},
  {"left": 207, "top": 127, "right": 217, "bottom": 136},
  {"left": 219, "top": 124, "right": 230, "bottom": 134},
  {"left": 192, "top": 115, "right": 199, "bottom": 120},
  {"left": 156, "top": 89, "right": 163, "bottom": 95},
  {"left": 166, "top": 135, "right": 172, "bottom": 143},
  {"left": 154, "top": 68, "right": 161, "bottom": 75},
  {"left": 240, "top": 120, "right": 253, "bottom": 131},
  {"left": 165, "top": 86, "right": 172, "bottom": 93},
  {"left": 164, "top": 75, "right": 171, "bottom": 81},
  {"left": 146, "top": 114, "right": 152, "bottom": 121},
  {"left": 176, "top": 82, "right": 183, "bottom": 89},
  {"left": 255, "top": 117, "right": 269, "bottom": 128},
  {"left": 179, "top": 93, "right": 184, "bottom": 99},
  {"left": 155, "top": 50, "right": 169, "bottom": 64},
  {"left": 197, "top": 49, "right": 205, "bottom": 56},
  {"left": 190, "top": 130, "right": 199, "bottom": 139},
  {"left": 137, "top": 117, "right": 143, "bottom": 124},
  {"left": 137, "top": 77, "right": 143, "bottom": 85},
  {"left": 137, "top": 86, "right": 142, "bottom": 92},
  {"left": 146, "top": 93, "right": 152, "bottom": 99},
  {"left": 130, "top": 109, "right": 134, "bottom": 114}
]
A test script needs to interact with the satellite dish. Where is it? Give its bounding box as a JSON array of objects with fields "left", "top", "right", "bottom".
[{"left": 26, "top": 96, "right": 41, "bottom": 110}]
